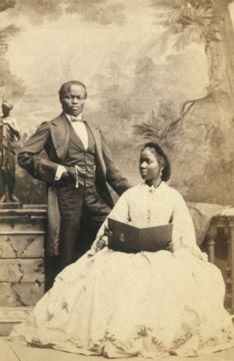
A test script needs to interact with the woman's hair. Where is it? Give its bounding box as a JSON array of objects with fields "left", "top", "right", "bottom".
[
  {"left": 58, "top": 80, "right": 87, "bottom": 100},
  {"left": 142, "top": 142, "right": 171, "bottom": 181}
]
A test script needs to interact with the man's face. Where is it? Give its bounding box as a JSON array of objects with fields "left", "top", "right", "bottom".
[{"left": 60, "top": 84, "right": 86, "bottom": 116}]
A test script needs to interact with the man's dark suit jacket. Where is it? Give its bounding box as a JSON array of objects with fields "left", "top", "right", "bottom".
[{"left": 18, "top": 113, "right": 130, "bottom": 256}]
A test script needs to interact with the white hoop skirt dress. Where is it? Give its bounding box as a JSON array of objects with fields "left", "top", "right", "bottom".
[{"left": 10, "top": 183, "right": 234, "bottom": 357}]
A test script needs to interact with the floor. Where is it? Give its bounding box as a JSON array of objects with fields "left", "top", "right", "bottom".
[{"left": 2, "top": 339, "right": 234, "bottom": 361}]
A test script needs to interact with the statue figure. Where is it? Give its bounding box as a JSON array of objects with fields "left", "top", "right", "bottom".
[{"left": 0, "top": 100, "right": 20, "bottom": 204}]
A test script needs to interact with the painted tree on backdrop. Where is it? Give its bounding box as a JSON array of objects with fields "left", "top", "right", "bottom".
[
  {"left": 0, "top": 3, "right": 23, "bottom": 98},
  {"left": 1, "top": 0, "right": 234, "bottom": 204},
  {"left": 0, "top": 0, "right": 116, "bottom": 203},
  {"left": 134, "top": 0, "right": 234, "bottom": 204}
]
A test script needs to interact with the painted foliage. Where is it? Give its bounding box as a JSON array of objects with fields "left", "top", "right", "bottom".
[{"left": 0, "top": 0, "right": 233, "bottom": 205}]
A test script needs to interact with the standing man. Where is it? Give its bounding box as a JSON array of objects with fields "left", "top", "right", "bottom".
[{"left": 18, "top": 80, "right": 131, "bottom": 287}]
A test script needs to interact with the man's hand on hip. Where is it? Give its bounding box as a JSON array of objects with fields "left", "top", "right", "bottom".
[
  {"left": 55, "top": 165, "right": 69, "bottom": 181},
  {"left": 55, "top": 165, "right": 88, "bottom": 186}
]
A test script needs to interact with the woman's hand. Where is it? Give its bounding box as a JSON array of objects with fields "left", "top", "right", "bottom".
[
  {"left": 95, "top": 227, "right": 113, "bottom": 252},
  {"left": 87, "top": 235, "right": 108, "bottom": 257},
  {"left": 96, "top": 235, "right": 108, "bottom": 251},
  {"left": 103, "top": 227, "right": 113, "bottom": 241},
  {"left": 87, "top": 226, "right": 113, "bottom": 257}
]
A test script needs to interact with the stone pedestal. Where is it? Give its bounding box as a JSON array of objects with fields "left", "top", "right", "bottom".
[{"left": 0, "top": 205, "right": 46, "bottom": 335}]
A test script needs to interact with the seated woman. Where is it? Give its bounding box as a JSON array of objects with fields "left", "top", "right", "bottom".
[{"left": 10, "top": 142, "right": 234, "bottom": 358}]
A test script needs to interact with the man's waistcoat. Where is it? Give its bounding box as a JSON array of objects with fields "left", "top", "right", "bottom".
[{"left": 63, "top": 121, "right": 96, "bottom": 187}]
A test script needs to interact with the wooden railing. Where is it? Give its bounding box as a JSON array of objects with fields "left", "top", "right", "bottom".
[{"left": 204, "top": 214, "right": 234, "bottom": 314}]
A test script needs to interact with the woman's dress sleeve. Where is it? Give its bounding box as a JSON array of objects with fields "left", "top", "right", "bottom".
[{"left": 172, "top": 193, "right": 207, "bottom": 260}]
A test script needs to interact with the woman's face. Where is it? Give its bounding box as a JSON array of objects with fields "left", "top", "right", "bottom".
[{"left": 139, "top": 147, "right": 162, "bottom": 184}]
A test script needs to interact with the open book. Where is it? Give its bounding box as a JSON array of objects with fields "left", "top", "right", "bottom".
[{"left": 108, "top": 218, "right": 173, "bottom": 253}]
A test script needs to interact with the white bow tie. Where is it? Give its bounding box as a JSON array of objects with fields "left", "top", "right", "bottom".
[{"left": 70, "top": 116, "right": 84, "bottom": 123}]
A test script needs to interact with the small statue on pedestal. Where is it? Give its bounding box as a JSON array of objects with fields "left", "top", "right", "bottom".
[{"left": 0, "top": 100, "right": 21, "bottom": 207}]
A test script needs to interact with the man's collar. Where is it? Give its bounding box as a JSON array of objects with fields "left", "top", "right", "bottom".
[{"left": 64, "top": 113, "right": 84, "bottom": 122}]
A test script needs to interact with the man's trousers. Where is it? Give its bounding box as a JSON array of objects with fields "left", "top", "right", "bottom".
[{"left": 44, "top": 183, "right": 111, "bottom": 289}]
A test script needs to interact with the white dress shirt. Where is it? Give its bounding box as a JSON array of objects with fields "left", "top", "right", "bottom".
[{"left": 65, "top": 113, "right": 88, "bottom": 150}]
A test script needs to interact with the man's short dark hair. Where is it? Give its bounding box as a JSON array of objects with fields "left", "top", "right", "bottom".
[{"left": 59, "top": 80, "right": 87, "bottom": 100}]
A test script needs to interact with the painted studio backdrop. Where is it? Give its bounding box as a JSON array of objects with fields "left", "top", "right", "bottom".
[{"left": 0, "top": 0, "right": 234, "bottom": 206}]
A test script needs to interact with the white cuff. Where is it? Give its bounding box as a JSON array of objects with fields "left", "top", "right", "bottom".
[{"left": 55, "top": 165, "right": 67, "bottom": 180}]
